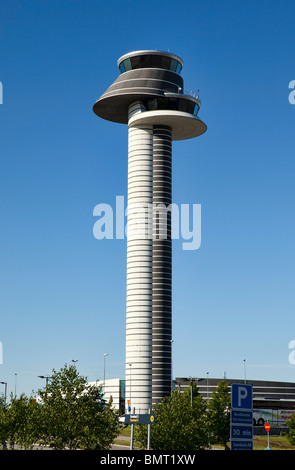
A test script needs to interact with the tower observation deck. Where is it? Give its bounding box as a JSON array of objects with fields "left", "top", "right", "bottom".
[{"left": 93, "top": 50, "right": 207, "bottom": 412}]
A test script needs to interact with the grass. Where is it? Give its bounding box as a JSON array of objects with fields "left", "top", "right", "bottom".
[
  {"left": 214, "top": 435, "right": 295, "bottom": 451},
  {"left": 114, "top": 426, "right": 295, "bottom": 450},
  {"left": 253, "top": 435, "right": 295, "bottom": 451},
  {"left": 113, "top": 425, "right": 133, "bottom": 447},
  {"left": 113, "top": 439, "right": 131, "bottom": 446},
  {"left": 117, "top": 425, "right": 132, "bottom": 437}
]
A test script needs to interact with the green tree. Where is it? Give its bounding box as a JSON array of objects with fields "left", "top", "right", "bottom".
[
  {"left": 134, "top": 388, "right": 209, "bottom": 450},
  {"left": 7, "top": 394, "right": 41, "bottom": 449},
  {"left": 0, "top": 394, "right": 41, "bottom": 449},
  {"left": 286, "top": 413, "right": 295, "bottom": 445},
  {"left": 206, "top": 380, "right": 231, "bottom": 450},
  {"left": 37, "top": 364, "right": 120, "bottom": 449},
  {"left": 0, "top": 396, "right": 9, "bottom": 449}
]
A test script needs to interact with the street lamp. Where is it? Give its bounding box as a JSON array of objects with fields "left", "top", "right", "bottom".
[
  {"left": 0, "top": 382, "right": 7, "bottom": 403},
  {"left": 103, "top": 353, "right": 108, "bottom": 391},
  {"left": 243, "top": 359, "right": 247, "bottom": 383},
  {"left": 170, "top": 339, "right": 174, "bottom": 391},
  {"left": 38, "top": 375, "right": 52, "bottom": 388},
  {"left": 188, "top": 377, "right": 193, "bottom": 408},
  {"left": 71, "top": 359, "right": 78, "bottom": 366}
]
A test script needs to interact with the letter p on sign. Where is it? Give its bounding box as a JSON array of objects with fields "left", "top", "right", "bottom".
[
  {"left": 238, "top": 386, "right": 248, "bottom": 407},
  {"left": 231, "top": 383, "right": 253, "bottom": 410}
]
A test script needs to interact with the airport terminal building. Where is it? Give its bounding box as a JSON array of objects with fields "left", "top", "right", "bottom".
[
  {"left": 175, "top": 377, "right": 295, "bottom": 409},
  {"left": 175, "top": 377, "right": 295, "bottom": 427},
  {"left": 101, "top": 377, "right": 295, "bottom": 421}
]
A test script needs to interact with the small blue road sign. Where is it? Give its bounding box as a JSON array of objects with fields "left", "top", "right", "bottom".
[
  {"left": 231, "top": 409, "right": 253, "bottom": 425},
  {"left": 231, "top": 440, "right": 253, "bottom": 451},
  {"left": 119, "top": 414, "right": 155, "bottom": 425},
  {"left": 231, "top": 424, "right": 253, "bottom": 440}
]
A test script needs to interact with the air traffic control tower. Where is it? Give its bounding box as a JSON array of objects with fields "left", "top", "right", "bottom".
[{"left": 93, "top": 50, "right": 207, "bottom": 413}]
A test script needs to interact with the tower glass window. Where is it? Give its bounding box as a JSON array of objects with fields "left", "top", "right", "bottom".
[
  {"left": 119, "top": 58, "right": 132, "bottom": 73},
  {"left": 124, "top": 58, "right": 132, "bottom": 71},
  {"left": 193, "top": 103, "right": 200, "bottom": 116},
  {"left": 170, "top": 58, "right": 182, "bottom": 73},
  {"left": 118, "top": 54, "right": 182, "bottom": 74},
  {"left": 146, "top": 97, "right": 200, "bottom": 116}
]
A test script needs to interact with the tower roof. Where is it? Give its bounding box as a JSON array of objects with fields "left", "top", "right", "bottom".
[{"left": 117, "top": 50, "right": 183, "bottom": 72}]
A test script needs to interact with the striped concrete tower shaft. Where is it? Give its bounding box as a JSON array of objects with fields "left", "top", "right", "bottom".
[
  {"left": 126, "top": 104, "right": 173, "bottom": 411},
  {"left": 152, "top": 126, "right": 172, "bottom": 406},
  {"left": 126, "top": 102, "right": 153, "bottom": 413}
]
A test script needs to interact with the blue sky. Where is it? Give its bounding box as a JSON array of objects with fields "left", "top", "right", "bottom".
[{"left": 0, "top": 0, "right": 294, "bottom": 398}]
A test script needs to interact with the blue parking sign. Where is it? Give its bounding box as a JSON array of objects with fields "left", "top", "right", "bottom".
[
  {"left": 231, "top": 383, "right": 253, "bottom": 410},
  {"left": 231, "top": 383, "right": 253, "bottom": 450}
]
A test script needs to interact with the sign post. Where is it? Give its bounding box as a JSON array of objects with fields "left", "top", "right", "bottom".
[
  {"left": 119, "top": 412, "right": 155, "bottom": 450},
  {"left": 264, "top": 422, "right": 271, "bottom": 450},
  {"left": 230, "top": 383, "right": 253, "bottom": 450}
]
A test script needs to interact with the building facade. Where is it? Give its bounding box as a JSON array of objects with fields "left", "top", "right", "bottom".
[
  {"left": 175, "top": 377, "right": 295, "bottom": 410},
  {"left": 89, "top": 379, "right": 125, "bottom": 413},
  {"left": 90, "top": 377, "right": 295, "bottom": 424}
]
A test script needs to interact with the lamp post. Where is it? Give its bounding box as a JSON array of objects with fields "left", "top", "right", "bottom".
[
  {"left": 128, "top": 363, "right": 132, "bottom": 413},
  {"left": 170, "top": 339, "right": 174, "bottom": 392},
  {"left": 0, "top": 381, "right": 7, "bottom": 403},
  {"left": 243, "top": 359, "right": 247, "bottom": 383},
  {"left": 38, "top": 375, "right": 52, "bottom": 388},
  {"left": 71, "top": 359, "right": 78, "bottom": 367},
  {"left": 189, "top": 377, "right": 193, "bottom": 408},
  {"left": 103, "top": 353, "right": 108, "bottom": 392}
]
